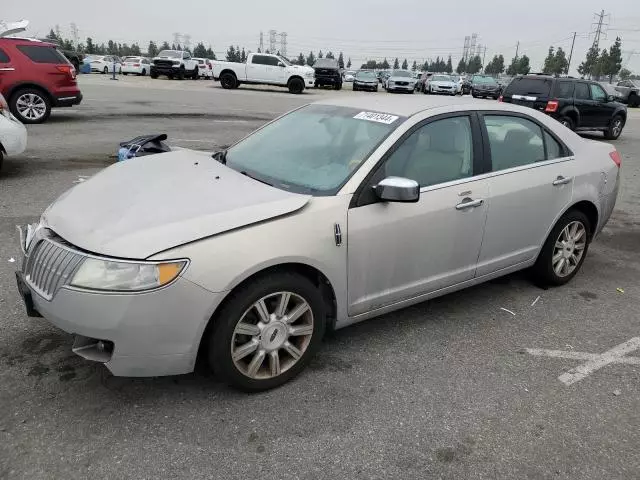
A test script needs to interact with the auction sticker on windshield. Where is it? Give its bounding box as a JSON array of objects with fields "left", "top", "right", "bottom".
[{"left": 353, "top": 111, "right": 399, "bottom": 124}]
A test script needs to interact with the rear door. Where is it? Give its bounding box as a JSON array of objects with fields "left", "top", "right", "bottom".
[
  {"left": 0, "top": 46, "right": 17, "bottom": 94},
  {"left": 573, "top": 82, "right": 597, "bottom": 127},
  {"left": 476, "top": 113, "right": 574, "bottom": 276}
]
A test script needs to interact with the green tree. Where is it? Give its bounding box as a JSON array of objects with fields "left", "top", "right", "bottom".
[
  {"left": 393, "top": 57, "right": 399, "bottom": 69},
  {"left": 46, "top": 29, "right": 59, "bottom": 42},
  {"left": 605, "top": 37, "right": 623, "bottom": 82},
  {"left": 85, "top": 37, "right": 96, "bottom": 54},
  {"left": 306, "top": 51, "right": 316, "bottom": 66},
  {"left": 578, "top": 45, "right": 600, "bottom": 78},
  {"left": 594, "top": 48, "right": 609, "bottom": 80},
  {"left": 193, "top": 42, "right": 207, "bottom": 58},
  {"left": 226, "top": 45, "right": 237, "bottom": 62},
  {"left": 346, "top": 57, "right": 351, "bottom": 68},
  {"left": 338, "top": 52, "right": 344, "bottom": 69},
  {"left": 147, "top": 41, "right": 158, "bottom": 57},
  {"left": 518, "top": 55, "right": 531, "bottom": 74},
  {"left": 326, "top": 51, "right": 335, "bottom": 59},
  {"left": 297, "top": 52, "right": 305, "bottom": 66},
  {"left": 205, "top": 47, "right": 216, "bottom": 60},
  {"left": 160, "top": 41, "right": 171, "bottom": 51},
  {"left": 318, "top": 50, "right": 323, "bottom": 59},
  {"left": 542, "top": 46, "right": 555, "bottom": 74},
  {"left": 241, "top": 48, "right": 247, "bottom": 63},
  {"left": 401, "top": 58, "right": 408, "bottom": 70},
  {"left": 554, "top": 48, "right": 568, "bottom": 75},
  {"left": 381, "top": 58, "right": 390, "bottom": 69},
  {"left": 456, "top": 58, "right": 466, "bottom": 74},
  {"left": 411, "top": 60, "right": 417, "bottom": 71},
  {"left": 467, "top": 55, "right": 483, "bottom": 74},
  {"left": 619, "top": 67, "right": 631, "bottom": 80}
]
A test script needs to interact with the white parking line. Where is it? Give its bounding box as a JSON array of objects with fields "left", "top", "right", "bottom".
[{"left": 526, "top": 337, "right": 640, "bottom": 385}]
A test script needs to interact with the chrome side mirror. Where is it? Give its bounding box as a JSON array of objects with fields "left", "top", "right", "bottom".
[{"left": 374, "top": 177, "right": 420, "bottom": 203}]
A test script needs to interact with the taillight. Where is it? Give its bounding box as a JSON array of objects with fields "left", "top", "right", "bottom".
[
  {"left": 545, "top": 100, "right": 559, "bottom": 113},
  {"left": 133, "top": 63, "right": 140, "bottom": 67},
  {"left": 56, "top": 65, "right": 75, "bottom": 79},
  {"left": 609, "top": 150, "right": 622, "bottom": 168},
  {"left": 208, "top": 63, "right": 212, "bottom": 69},
  {"left": 498, "top": 95, "right": 503, "bottom": 102}
]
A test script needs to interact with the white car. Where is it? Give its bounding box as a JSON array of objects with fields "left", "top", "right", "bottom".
[
  {"left": 0, "top": 94, "right": 27, "bottom": 171},
  {"left": 88, "top": 55, "right": 122, "bottom": 74},
  {"left": 344, "top": 71, "right": 356, "bottom": 82},
  {"left": 192, "top": 58, "right": 213, "bottom": 79},
  {"left": 121, "top": 57, "right": 151, "bottom": 76},
  {"left": 427, "top": 74, "right": 459, "bottom": 95}
]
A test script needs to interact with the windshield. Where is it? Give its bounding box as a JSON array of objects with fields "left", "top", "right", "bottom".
[
  {"left": 433, "top": 75, "right": 451, "bottom": 82},
  {"left": 392, "top": 70, "right": 411, "bottom": 77},
  {"left": 157, "top": 50, "right": 181, "bottom": 58},
  {"left": 225, "top": 105, "right": 403, "bottom": 195},
  {"left": 356, "top": 71, "right": 376, "bottom": 79},
  {"left": 473, "top": 75, "right": 497, "bottom": 85}
]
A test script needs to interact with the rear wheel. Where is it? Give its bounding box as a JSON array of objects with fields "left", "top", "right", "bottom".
[
  {"left": 102, "top": 66, "right": 108, "bottom": 74},
  {"left": 208, "top": 273, "right": 326, "bottom": 391},
  {"left": 192, "top": 67, "right": 199, "bottom": 80},
  {"left": 10, "top": 88, "right": 51, "bottom": 124},
  {"left": 628, "top": 93, "right": 639, "bottom": 108},
  {"left": 141, "top": 68, "right": 146, "bottom": 76},
  {"left": 604, "top": 114, "right": 625, "bottom": 140},
  {"left": 220, "top": 72, "right": 237, "bottom": 89},
  {"left": 533, "top": 210, "right": 591, "bottom": 286},
  {"left": 559, "top": 116, "right": 575, "bottom": 130},
  {"left": 122, "top": 72, "right": 128, "bottom": 75}
]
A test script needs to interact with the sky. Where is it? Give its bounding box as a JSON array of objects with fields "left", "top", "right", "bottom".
[{"left": 4, "top": 0, "right": 640, "bottom": 74}]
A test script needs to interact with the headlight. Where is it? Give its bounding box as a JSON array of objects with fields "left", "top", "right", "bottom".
[
  {"left": 388, "top": 80, "right": 395, "bottom": 85},
  {"left": 305, "top": 72, "right": 314, "bottom": 78},
  {"left": 70, "top": 258, "right": 187, "bottom": 292},
  {"left": 173, "top": 61, "right": 181, "bottom": 66}
]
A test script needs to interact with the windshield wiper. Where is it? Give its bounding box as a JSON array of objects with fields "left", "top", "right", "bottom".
[
  {"left": 212, "top": 149, "right": 227, "bottom": 164},
  {"left": 240, "top": 171, "right": 272, "bottom": 186}
]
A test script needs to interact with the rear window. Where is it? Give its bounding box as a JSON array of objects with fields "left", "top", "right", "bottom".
[
  {"left": 504, "top": 77, "right": 553, "bottom": 97},
  {"left": 553, "top": 81, "right": 574, "bottom": 98},
  {"left": 16, "top": 45, "right": 68, "bottom": 64}
]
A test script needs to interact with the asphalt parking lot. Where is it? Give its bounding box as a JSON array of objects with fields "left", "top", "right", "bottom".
[{"left": 1, "top": 75, "right": 639, "bottom": 479}]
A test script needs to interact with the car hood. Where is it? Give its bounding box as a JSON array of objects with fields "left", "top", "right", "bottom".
[
  {"left": 42, "top": 151, "right": 311, "bottom": 259},
  {"left": 431, "top": 81, "right": 455, "bottom": 87},
  {"left": 474, "top": 83, "right": 499, "bottom": 88},
  {"left": 389, "top": 76, "right": 414, "bottom": 82},
  {"left": 355, "top": 77, "right": 377, "bottom": 83}
]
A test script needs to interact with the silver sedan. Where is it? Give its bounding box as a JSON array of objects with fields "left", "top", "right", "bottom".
[{"left": 16, "top": 96, "right": 620, "bottom": 391}]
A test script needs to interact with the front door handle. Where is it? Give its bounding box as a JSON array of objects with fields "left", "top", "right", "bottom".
[
  {"left": 455, "top": 198, "right": 484, "bottom": 210},
  {"left": 552, "top": 176, "right": 573, "bottom": 186}
]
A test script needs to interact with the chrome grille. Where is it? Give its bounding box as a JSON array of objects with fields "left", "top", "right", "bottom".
[{"left": 23, "top": 236, "right": 85, "bottom": 300}]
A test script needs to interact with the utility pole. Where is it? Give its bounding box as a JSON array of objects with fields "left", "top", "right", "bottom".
[
  {"left": 70, "top": 23, "right": 79, "bottom": 48},
  {"left": 566, "top": 32, "right": 577, "bottom": 75},
  {"left": 514, "top": 41, "right": 519, "bottom": 61},
  {"left": 482, "top": 46, "right": 487, "bottom": 68}
]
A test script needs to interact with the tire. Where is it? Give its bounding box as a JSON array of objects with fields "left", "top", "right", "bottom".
[
  {"left": 375, "top": 87, "right": 378, "bottom": 92},
  {"left": 141, "top": 68, "right": 146, "bottom": 76},
  {"left": 220, "top": 72, "right": 237, "bottom": 89},
  {"left": 0, "top": 151, "right": 3, "bottom": 172},
  {"left": 167, "top": 74, "right": 174, "bottom": 80},
  {"left": 150, "top": 70, "right": 158, "bottom": 79},
  {"left": 102, "top": 66, "right": 108, "bottom": 74},
  {"left": 122, "top": 72, "right": 128, "bottom": 75},
  {"left": 118, "top": 68, "right": 122, "bottom": 74},
  {"left": 208, "top": 273, "right": 326, "bottom": 391},
  {"left": 559, "top": 116, "right": 575, "bottom": 130},
  {"left": 288, "top": 77, "right": 304, "bottom": 94},
  {"left": 532, "top": 210, "right": 591, "bottom": 286},
  {"left": 628, "top": 93, "right": 639, "bottom": 108},
  {"left": 335, "top": 83, "right": 342, "bottom": 90},
  {"left": 604, "top": 114, "right": 625, "bottom": 140},
  {"left": 177, "top": 67, "right": 185, "bottom": 80},
  {"left": 192, "top": 67, "right": 199, "bottom": 80},
  {"left": 9, "top": 88, "right": 51, "bottom": 124}
]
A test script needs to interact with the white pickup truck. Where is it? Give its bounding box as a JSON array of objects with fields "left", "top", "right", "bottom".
[
  {"left": 212, "top": 53, "right": 315, "bottom": 94},
  {"left": 150, "top": 50, "right": 199, "bottom": 80}
]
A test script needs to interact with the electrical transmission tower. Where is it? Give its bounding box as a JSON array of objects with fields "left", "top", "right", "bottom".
[
  {"left": 173, "top": 32, "right": 181, "bottom": 48},
  {"left": 259, "top": 31, "right": 264, "bottom": 52},
  {"left": 590, "top": 9, "right": 609, "bottom": 52},
  {"left": 279, "top": 32, "right": 287, "bottom": 58},
  {"left": 269, "top": 30, "right": 277, "bottom": 54},
  {"left": 469, "top": 33, "right": 478, "bottom": 58},
  {"left": 183, "top": 34, "right": 192, "bottom": 51},
  {"left": 70, "top": 23, "right": 79, "bottom": 47},
  {"left": 463, "top": 36, "right": 470, "bottom": 62}
]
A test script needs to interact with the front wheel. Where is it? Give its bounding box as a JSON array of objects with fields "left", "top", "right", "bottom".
[
  {"left": 192, "top": 67, "right": 199, "bottom": 80},
  {"left": 604, "top": 114, "right": 625, "bottom": 140},
  {"left": 141, "top": 68, "right": 146, "bottom": 76},
  {"left": 177, "top": 67, "right": 185, "bottom": 80},
  {"left": 102, "top": 67, "right": 108, "bottom": 74},
  {"left": 208, "top": 273, "right": 326, "bottom": 391},
  {"left": 288, "top": 78, "right": 304, "bottom": 94},
  {"left": 150, "top": 70, "right": 158, "bottom": 79}
]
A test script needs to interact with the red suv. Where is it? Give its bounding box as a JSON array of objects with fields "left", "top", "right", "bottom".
[{"left": 0, "top": 30, "right": 82, "bottom": 124}]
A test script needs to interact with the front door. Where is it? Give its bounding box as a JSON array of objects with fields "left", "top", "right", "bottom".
[
  {"left": 476, "top": 113, "right": 574, "bottom": 276},
  {"left": 347, "top": 114, "right": 488, "bottom": 316},
  {"left": 589, "top": 83, "right": 617, "bottom": 127},
  {"left": 263, "top": 56, "right": 286, "bottom": 84}
]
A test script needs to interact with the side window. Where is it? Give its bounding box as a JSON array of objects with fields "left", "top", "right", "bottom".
[
  {"left": 383, "top": 116, "right": 473, "bottom": 187},
  {"left": 16, "top": 45, "right": 69, "bottom": 64},
  {"left": 574, "top": 83, "right": 590, "bottom": 100},
  {"left": 483, "top": 115, "right": 545, "bottom": 171},
  {"left": 183, "top": 52, "right": 190, "bottom": 60},
  {"left": 266, "top": 56, "right": 280, "bottom": 66},
  {"left": 544, "top": 131, "right": 563, "bottom": 159},
  {"left": 590, "top": 84, "right": 606, "bottom": 101},
  {"left": 251, "top": 55, "right": 266, "bottom": 65},
  {"left": 0, "top": 48, "right": 10, "bottom": 63},
  {"left": 553, "top": 81, "right": 574, "bottom": 98}
]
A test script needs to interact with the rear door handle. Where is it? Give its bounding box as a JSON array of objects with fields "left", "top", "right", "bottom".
[
  {"left": 552, "top": 176, "right": 573, "bottom": 186},
  {"left": 455, "top": 198, "right": 484, "bottom": 210}
]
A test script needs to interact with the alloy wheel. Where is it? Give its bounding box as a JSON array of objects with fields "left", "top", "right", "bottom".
[
  {"left": 16, "top": 93, "right": 47, "bottom": 121},
  {"left": 612, "top": 118, "right": 623, "bottom": 137},
  {"left": 231, "top": 291, "right": 314, "bottom": 379},
  {"left": 552, "top": 221, "right": 587, "bottom": 277}
]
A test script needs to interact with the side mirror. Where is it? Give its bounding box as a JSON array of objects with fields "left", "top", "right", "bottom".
[
  {"left": 607, "top": 94, "right": 615, "bottom": 102},
  {"left": 278, "top": 62, "right": 285, "bottom": 67},
  {"left": 374, "top": 177, "right": 420, "bottom": 203}
]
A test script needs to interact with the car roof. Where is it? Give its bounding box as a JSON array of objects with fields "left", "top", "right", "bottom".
[{"left": 313, "top": 96, "right": 535, "bottom": 117}]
